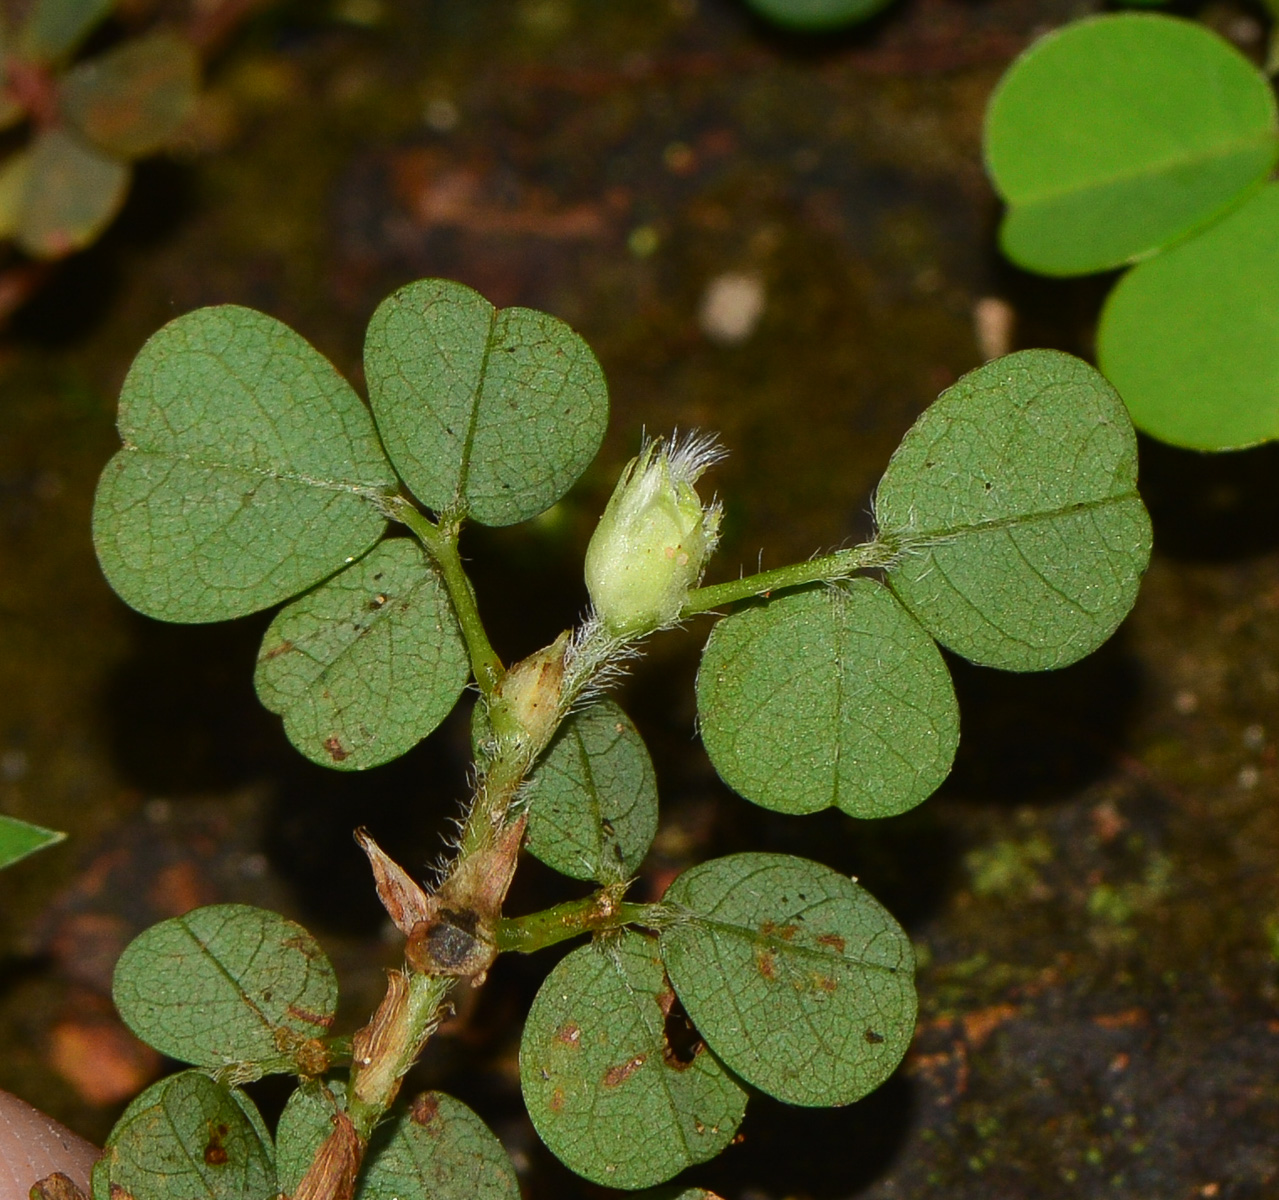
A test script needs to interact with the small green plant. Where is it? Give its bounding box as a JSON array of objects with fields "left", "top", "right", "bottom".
[
  {"left": 0, "top": 0, "right": 199, "bottom": 259},
  {"left": 87, "top": 277, "right": 1150, "bottom": 1196},
  {"left": 984, "top": 12, "right": 1279, "bottom": 451}
]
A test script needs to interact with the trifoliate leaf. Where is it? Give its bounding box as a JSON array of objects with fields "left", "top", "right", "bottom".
[
  {"left": 0, "top": 815, "right": 65, "bottom": 870},
  {"left": 93, "top": 1071, "right": 274, "bottom": 1200},
  {"left": 986, "top": 14, "right": 1279, "bottom": 275},
  {"left": 876, "top": 349, "right": 1151, "bottom": 672},
  {"left": 660, "top": 853, "right": 915, "bottom": 1108},
  {"left": 358, "top": 1093, "right": 521, "bottom": 1200},
  {"left": 255, "top": 538, "right": 469, "bottom": 770},
  {"left": 525, "top": 700, "right": 659, "bottom": 882},
  {"left": 364, "top": 279, "right": 608, "bottom": 526},
  {"left": 93, "top": 305, "right": 397, "bottom": 622},
  {"left": 696, "top": 579, "right": 958, "bottom": 819},
  {"left": 60, "top": 32, "right": 200, "bottom": 160},
  {"left": 16, "top": 127, "right": 128, "bottom": 259},
  {"left": 521, "top": 932, "right": 747, "bottom": 1189},
  {"left": 1098, "top": 182, "right": 1279, "bottom": 450},
  {"left": 112, "top": 904, "right": 338, "bottom": 1075}
]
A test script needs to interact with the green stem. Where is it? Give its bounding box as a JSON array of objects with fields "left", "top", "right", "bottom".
[
  {"left": 496, "top": 894, "right": 672, "bottom": 955},
  {"left": 390, "top": 496, "right": 504, "bottom": 695},
  {"left": 680, "top": 536, "right": 899, "bottom": 617}
]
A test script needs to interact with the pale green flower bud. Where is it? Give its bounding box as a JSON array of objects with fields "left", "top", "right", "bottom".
[{"left": 585, "top": 433, "right": 724, "bottom": 637}]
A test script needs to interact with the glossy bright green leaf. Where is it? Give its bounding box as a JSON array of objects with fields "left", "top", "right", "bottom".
[
  {"left": 19, "top": 0, "right": 112, "bottom": 62},
  {"left": 255, "top": 538, "right": 469, "bottom": 770},
  {"left": 660, "top": 853, "right": 915, "bottom": 1108},
  {"left": 93, "top": 305, "right": 397, "bottom": 623},
  {"left": 0, "top": 814, "right": 64, "bottom": 869},
  {"left": 92, "top": 1071, "right": 274, "bottom": 1200},
  {"left": 876, "top": 350, "right": 1151, "bottom": 672},
  {"left": 1098, "top": 182, "right": 1279, "bottom": 450},
  {"left": 521, "top": 932, "right": 747, "bottom": 1188},
  {"left": 17, "top": 127, "right": 128, "bottom": 259},
  {"left": 525, "top": 700, "right": 659, "bottom": 882},
  {"left": 358, "top": 1093, "right": 521, "bottom": 1200},
  {"left": 60, "top": 32, "right": 200, "bottom": 160},
  {"left": 696, "top": 579, "right": 958, "bottom": 819},
  {"left": 985, "top": 14, "right": 1279, "bottom": 275},
  {"left": 364, "top": 279, "right": 608, "bottom": 526},
  {"left": 276, "top": 1079, "right": 348, "bottom": 1196},
  {"left": 112, "top": 904, "right": 338, "bottom": 1074},
  {"left": 742, "top": 0, "right": 894, "bottom": 30}
]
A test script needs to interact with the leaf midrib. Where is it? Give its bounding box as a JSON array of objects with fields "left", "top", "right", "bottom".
[
  {"left": 120, "top": 443, "right": 394, "bottom": 500},
  {"left": 881, "top": 487, "right": 1138, "bottom": 542},
  {"left": 1004, "top": 129, "right": 1276, "bottom": 207}
]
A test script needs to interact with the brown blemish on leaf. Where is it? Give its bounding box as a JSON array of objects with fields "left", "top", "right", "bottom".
[
  {"left": 760, "top": 920, "right": 799, "bottom": 940},
  {"left": 554, "top": 1021, "right": 582, "bottom": 1046},
  {"left": 865, "top": 1028, "right": 885, "bottom": 1044},
  {"left": 816, "top": 933, "right": 846, "bottom": 953},
  {"left": 410, "top": 1092, "right": 440, "bottom": 1127},
  {"left": 814, "top": 974, "right": 838, "bottom": 994},
  {"left": 323, "top": 736, "right": 349, "bottom": 762},
  {"left": 203, "top": 1122, "right": 230, "bottom": 1165},
  {"left": 549, "top": 1088, "right": 565, "bottom": 1112},
  {"left": 108, "top": 1186, "right": 136, "bottom": 1200},
  {"left": 286, "top": 1004, "right": 336, "bottom": 1029},
  {"left": 262, "top": 639, "right": 294, "bottom": 660},
  {"left": 755, "top": 947, "right": 777, "bottom": 980},
  {"left": 602, "top": 1054, "right": 647, "bottom": 1087}
]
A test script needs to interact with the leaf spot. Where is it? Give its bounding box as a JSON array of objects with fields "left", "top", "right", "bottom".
[
  {"left": 816, "top": 933, "right": 846, "bottom": 953},
  {"left": 410, "top": 1093, "right": 440, "bottom": 1127},
  {"left": 602, "top": 1054, "right": 647, "bottom": 1087},
  {"left": 755, "top": 947, "right": 777, "bottom": 980},
  {"left": 323, "top": 736, "right": 350, "bottom": 762},
  {"left": 262, "top": 640, "right": 294, "bottom": 660},
  {"left": 549, "top": 1087, "right": 565, "bottom": 1112},
  {"left": 554, "top": 1021, "right": 582, "bottom": 1047},
  {"left": 203, "top": 1122, "right": 230, "bottom": 1166},
  {"left": 760, "top": 920, "right": 799, "bottom": 941},
  {"left": 865, "top": 1028, "right": 885, "bottom": 1044}
]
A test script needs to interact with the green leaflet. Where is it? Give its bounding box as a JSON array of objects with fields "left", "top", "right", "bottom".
[
  {"left": 877, "top": 349, "right": 1151, "bottom": 672},
  {"left": 60, "top": 32, "right": 200, "bottom": 160},
  {"left": 1098, "top": 182, "right": 1279, "bottom": 450},
  {"left": 92, "top": 1071, "right": 275, "bottom": 1200},
  {"left": 696, "top": 579, "right": 958, "bottom": 819},
  {"left": 275, "top": 1079, "right": 348, "bottom": 1197},
  {"left": 985, "top": 14, "right": 1279, "bottom": 275},
  {"left": 16, "top": 127, "right": 129, "bottom": 259},
  {"left": 743, "top": 0, "right": 894, "bottom": 30},
  {"left": 359, "top": 1093, "right": 521, "bottom": 1200},
  {"left": 364, "top": 279, "right": 608, "bottom": 526},
  {"left": 524, "top": 700, "right": 659, "bottom": 883},
  {"left": 19, "top": 0, "right": 112, "bottom": 62},
  {"left": 0, "top": 814, "right": 65, "bottom": 870},
  {"left": 255, "top": 538, "right": 470, "bottom": 770},
  {"left": 660, "top": 854, "right": 915, "bottom": 1108},
  {"left": 520, "top": 932, "right": 747, "bottom": 1188},
  {"left": 112, "top": 904, "right": 338, "bottom": 1075},
  {"left": 93, "top": 305, "right": 396, "bottom": 622}
]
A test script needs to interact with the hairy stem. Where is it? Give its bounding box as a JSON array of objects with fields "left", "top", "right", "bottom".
[
  {"left": 680, "top": 536, "right": 900, "bottom": 616},
  {"left": 496, "top": 893, "right": 671, "bottom": 955},
  {"left": 390, "top": 496, "right": 505, "bottom": 695}
]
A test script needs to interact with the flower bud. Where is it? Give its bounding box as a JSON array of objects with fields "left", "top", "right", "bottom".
[{"left": 585, "top": 434, "right": 723, "bottom": 637}]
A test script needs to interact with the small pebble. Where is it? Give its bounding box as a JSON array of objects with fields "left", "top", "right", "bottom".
[
  {"left": 699, "top": 271, "right": 766, "bottom": 345},
  {"left": 974, "top": 296, "right": 1015, "bottom": 360}
]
